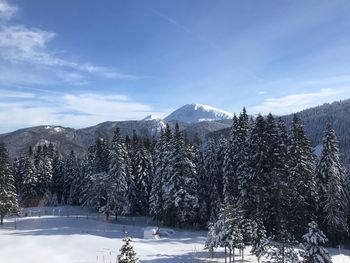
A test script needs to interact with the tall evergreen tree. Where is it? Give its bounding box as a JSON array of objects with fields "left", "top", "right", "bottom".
[
  {"left": 12, "top": 156, "right": 26, "bottom": 195},
  {"left": 129, "top": 131, "right": 153, "bottom": 215},
  {"left": 287, "top": 115, "right": 317, "bottom": 237},
  {"left": 63, "top": 151, "right": 80, "bottom": 205},
  {"left": 316, "top": 123, "right": 348, "bottom": 241},
  {"left": 201, "top": 139, "right": 221, "bottom": 222},
  {"left": 149, "top": 124, "right": 172, "bottom": 222},
  {"left": 244, "top": 114, "right": 269, "bottom": 223},
  {"left": 223, "top": 115, "right": 239, "bottom": 205},
  {"left": 35, "top": 155, "right": 53, "bottom": 198},
  {"left": 264, "top": 114, "right": 289, "bottom": 233},
  {"left": 162, "top": 123, "right": 198, "bottom": 226},
  {"left": 215, "top": 136, "right": 227, "bottom": 202},
  {"left": 0, "top": 143, "right": 18, "bottom": 224},
  {"left": 108, "top": 128, "right": 128, "bottom": 221},
  {"left": 51, "top": 151, "right": 64, "bottom": 204},
  {"left": 20, "top": 155, "right": 37, "bottom": 207}
]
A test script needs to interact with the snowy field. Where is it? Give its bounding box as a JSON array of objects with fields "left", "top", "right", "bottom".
[{"left": 0, "top": 206, "right": 349, "bottom": 263}]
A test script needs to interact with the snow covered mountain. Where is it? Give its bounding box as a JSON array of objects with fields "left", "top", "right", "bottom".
[
  {"left": 165, "top": 104, "right": 233, "bottom": 123},
  {"left": 2, "top": 100, "right": 350, "bottom": 159}
]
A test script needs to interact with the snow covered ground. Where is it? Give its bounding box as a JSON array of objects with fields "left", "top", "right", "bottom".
[{"left": 0, "top": 206, "right": 349, "bottom": 263}]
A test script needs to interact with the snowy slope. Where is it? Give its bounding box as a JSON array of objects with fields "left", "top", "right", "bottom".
[
  {"left": 165, "top": 104, "right": 233, "bottom": 123},
  {"left": 1, "top": 206, "right": 348, "bottom": 263}
]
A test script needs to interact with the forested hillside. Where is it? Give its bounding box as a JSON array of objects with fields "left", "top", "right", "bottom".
[{"left": 1, "top": 108, "right": 348, "bottom": 248}]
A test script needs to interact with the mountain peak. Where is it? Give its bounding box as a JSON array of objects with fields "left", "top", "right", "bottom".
[{"left": 164, "top": 103, "right": 233, "bottom": 123}]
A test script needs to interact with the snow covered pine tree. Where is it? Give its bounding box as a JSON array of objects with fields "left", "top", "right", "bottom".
[
  {"left": 300, "top": 221, "right": 332, "bottom": 263},
  {"left": 118, "top": 234, "right": 139, "bottom": 263},
  {"left": 0, "top": 142, "right": 18, "bottom": 224}
]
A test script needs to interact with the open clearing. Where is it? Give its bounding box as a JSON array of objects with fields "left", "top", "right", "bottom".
[{"left": 0, "top": 206, "right": 349, "bottom": 263}]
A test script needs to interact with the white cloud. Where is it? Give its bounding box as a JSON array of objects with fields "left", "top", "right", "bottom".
[
  {"left": 0, "top": 91, "right": 165, "bottom": 132},
  {"left": 0, "top": 1, "right": 138, "bottom": 85},
  {"left": 251, "top": 87, "right": 350, "bottom": 115},
  {"left": 0, "top": 0, "right": 17, "bottom": 20},
  {"left": 0, "top": 89, "right": 35, "bottom": 98}
]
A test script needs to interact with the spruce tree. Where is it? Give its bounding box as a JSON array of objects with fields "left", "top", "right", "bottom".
[
  {"left": 0, "top": 143, "right": 18, "bottom": 224},
  {"left": 244, "top": 114, "right": 269, "bottom": 223},
  {"left": 108, "top": 128, "right": 128, "bottom": 221},
  {"left": 201, "top": 139, "right": 221, "bottom": 222},
  {"left": 300, "top": 221, "right": 332, "bottom": 263},
  {"left": 129, "top": 131, "right": 153, "bottom": 215},
  {"left": 162, "top": 123, "right": 198, "bottom": 226},
  {"left": 262, "top": 230, "right": 299, "bottom": 263},
  {"left": 51, "top": 151, "right": 64, "bottom": 204},
  {"left": 64, "top": 151, "right": 83, "bottom": 205},
  {"left": 215, "top": 136, "right": 227, "bottom": 202},
  {"left": 287, "top": 115, "right": 317, "bottom": 238},
  {"left": 223, "top": 115, "right": 239, "bottom": 205},
  {"left": 20, "top": 155, "right": 37, "bottom": 207},
  {"left": 316, "top": 123, "right": 348, "bottom": 241},
  {"left": 12, "top": 156, "right": 26, "bottom": 196},
  {"left": 149, "top": 125, "right": 172, "bottom": 222},
  {"left": 118, "top": 235, "right": 139, "bottom": 263},
  {"left": 35, "top": 150, "right": 53, "bottom": 198},
  {"left": 265, "top": 114, "right": 289, "bottom": 233}
]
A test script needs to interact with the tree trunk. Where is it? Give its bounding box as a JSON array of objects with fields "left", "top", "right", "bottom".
[
  {"left": 0, "top": 214, "right": 4, "bottom": 224},
  {"left": 233, "top": 248, "right": 235, "bottom": 263},
  {"left": 225, "top": 246, "right": 227, "bottom": 263},
  {"left": 115, "top": 213, "right": 118, "bottom": 221},
  {"left": 241, "top": 247, "right": 244, "bottom": 262},
  {"left": 229, "top": 248, "right": 232, "bottom": 263}
]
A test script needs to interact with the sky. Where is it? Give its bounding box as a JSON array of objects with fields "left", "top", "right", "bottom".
[{"left": 1, "top": 0, "right": 350, "bottom": 132}]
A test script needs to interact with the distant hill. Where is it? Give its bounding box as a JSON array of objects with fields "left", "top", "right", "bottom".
[
  {"left": 1, "top": 100, "right": 350, "bottom": 167},
  {"left": 283, "top": 99, "right": 350, "bottom": 165},
  {"left": 207, "top": 99, "right": 350, "bottom": 167}
]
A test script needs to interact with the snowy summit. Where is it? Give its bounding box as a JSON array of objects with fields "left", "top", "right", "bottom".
[{"left": 164, "top": 104, "right": 233, "bottom": 123}]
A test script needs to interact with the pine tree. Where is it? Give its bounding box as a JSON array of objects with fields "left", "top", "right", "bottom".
[
  {"left": 63, "top": 151, "right": 81, "bottom": 205},
  {"left": 162, "top": 123, "right": 198, "bottom": 226},
  {"left": 262, "top": 230, "right": 300, "bottom": 263},
  {"left": 251, "top": 219, "right": 267, "bottom": 263},
  {"left": 34, "top": 145, "right": 53, "bottom": 199},
  {"left": 316, "top": 123, "right": 348, "bottom": 242},
  {"left": 223, "top": 115, "right": 238, "bottom": 205},
  {"left": 287, "top": 115, "right": 317, "bottom": 238},
  {"left": 93, "top": 137, "right": 110, "bottom": 174},
  {"left": 244, "top": 114, "right": 269, "bottom": 223},
  {"left": 0, "top": 143, "right": 18, "bottom": 224},
  {"left": 108, "top": 128, "right": 128, "bottom": 221},
  {"left": 118, "top": 235, "right": 139, "bottom": 263},
  {"left": 215, "top": 136, "right": 227, "bottom": 202},
  {"left": 149, "top": 125, "right": 172, "bottom": 222},
  {"left": 264, "top": 114, "right": 289, "bottom": 233},
  {"left": 81, "top": 146, "right": 97, "bottom": 208},
  {"left": 20, "top": 155, "right": 38, "bottom": 207},
  {"left": 12, "top": 156, "right": 26, "bottom": 195},
  {"left": 129, "top": 131, "right": 153, "bottom": 215},
  {"left": 300, "top": 221, "right": 332, "bottom": 263},
  {"left": 200, "top": 139, "right": 221, "bottom": 223},
  {"left": 195, "top": 145, "right": 208, "bottom": 224},
  {"left": 51, "top": 151, "right": 64, "bottom": 204}
]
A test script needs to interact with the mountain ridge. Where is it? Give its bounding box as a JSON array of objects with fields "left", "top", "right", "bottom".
[{"left": 1, "top": 100, "right": 350, "bottom": 162}]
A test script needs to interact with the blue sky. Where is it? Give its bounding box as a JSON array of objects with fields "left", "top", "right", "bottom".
[{"left": 1, "top": 0, "right": 350, "bottom": 132}]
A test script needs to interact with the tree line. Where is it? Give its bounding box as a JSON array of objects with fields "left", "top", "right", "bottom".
[{"left": 0, "top": 108, "right": 349, "bottom": 247}]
